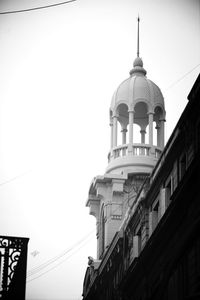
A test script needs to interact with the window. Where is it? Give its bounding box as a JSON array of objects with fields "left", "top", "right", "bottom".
[
  {"left": 165, "top": 175, "right": 172, "bottom": 205},
  {"left": 153, "top": 200, "right": 160, "bottom": 219},
  {"left": 134, "top": 226, "right": 142, "bottom": 255},
  {"left": 149, "top": 197, "right": 160, "bottom": 236},
  {"left": 172, "top": 161, "right": 178, "bottom": 191},
  {"left": 179, "top": 153, "right": 186, "bottom": 181}
]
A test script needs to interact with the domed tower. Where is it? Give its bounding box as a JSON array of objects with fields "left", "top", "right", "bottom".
[
  {"left": 86, "top": 18, "right": 166, "bottom": 260},
  {"left": 107, "top": 19, "right": 165, "bottom": 174}
]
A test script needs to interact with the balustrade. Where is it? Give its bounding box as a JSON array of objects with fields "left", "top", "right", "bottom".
[
  {"left": 109, "top": 144, "right": 152, "bottom": 161},
  {"left": 132, "top": 145, "right": 150, "bottom": 156},
  {"left": 108, "top": 144, "right": 162, "bottom": 163},
  {"left": 111, "top": 145, "right": 128, "bottom": 159}
]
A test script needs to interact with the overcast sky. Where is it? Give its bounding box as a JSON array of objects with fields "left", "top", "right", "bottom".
[{"left": 0, "top": 0, "right": 199, "bottom": 299}]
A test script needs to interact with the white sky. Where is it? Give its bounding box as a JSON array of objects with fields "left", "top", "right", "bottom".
[{"left": 0, "top": 0, "right": 199, "bottom": 299}]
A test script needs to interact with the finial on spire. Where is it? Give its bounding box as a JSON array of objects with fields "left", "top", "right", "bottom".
[
  {"left": 137, "top": 15, "right": 140, "bottom": 57},
  {"left": 130, "top": 15, "right": 146, "bottom": 76}
]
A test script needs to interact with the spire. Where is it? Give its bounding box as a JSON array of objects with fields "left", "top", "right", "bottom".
[
  {"left": 129, "top": 16, "right": 147, "bottom": 76},
  {"left": 137, "top": 15, "right": 140, "bottom": 57}
]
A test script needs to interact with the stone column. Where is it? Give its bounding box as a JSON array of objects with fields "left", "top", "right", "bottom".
[
  {"left": 148, "top": 112, "right": 154, "bottom": 146},
  {"left": 128, "top": 109, "right": 134, "bottom": 153},
  {"left": 121, "top": 127, "right": 127, "bottom": 145},
  {"left": 156, "top": 122, "right": 161, "bottom": 147},
  {"left": 160, "top": 119, "right": 165, "bottom": 149},
  {"left": 110, "top": 119, "right": 113, "bottom": 149},
  {"left": 113, "top": 114, "right": 118, "bottom": 147},
  {"left": 140, "top": 129, "right": 146, "bottom": 144}
]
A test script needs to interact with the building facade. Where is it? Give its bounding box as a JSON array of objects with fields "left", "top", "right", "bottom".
[{"left": 82, "top": 20, "right": 200, "bottom": 300}]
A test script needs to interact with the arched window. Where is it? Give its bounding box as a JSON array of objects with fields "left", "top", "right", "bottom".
[
  {"left": 154, "top": 106, "right": 165, "bottom": 148},
  {"left": 134, "top": 102, "right": 148, "bottom": 144},
  {"left": 116, "top": 103, "right": 129, "bottom": 146}
]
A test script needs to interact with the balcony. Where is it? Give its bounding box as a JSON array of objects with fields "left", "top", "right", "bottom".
[
  {"left": 108, "top": 144, "right": 162, "bottom": 162},
  {"left": 0, "top": 235, "right": 29, "bottom": 300},
  {"left": 107, "top": 144, "right": 162, "bottom": 174}
]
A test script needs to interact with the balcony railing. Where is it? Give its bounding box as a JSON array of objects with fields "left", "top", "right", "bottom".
[
  {"left": 113, "top": 145, "right": 128, "bottom": 159},
  {"left": 133, "top": 145, "right": 150, "bottom": 156},
  {"left": 0, "top": 235, "right": 29, "bottom": 300},
  {"left": 108, "top": 144, "right": 162, "bottom": 162}
]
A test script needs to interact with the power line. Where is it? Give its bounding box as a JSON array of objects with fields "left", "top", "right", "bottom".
[
  {"left": 27, "top": 230, "right": 94, "bottom": 276},
  {"left": 0, "top": 171, "right": 31, "bottom": 187},
  {"left": 27, "top": 233, "right": 93, "bottom": 277},
  {"left": 27, "top": 237, "right": 93, "bottom": 282},
  {"left": 26, "top": 234, "right": 94, "bottom": 283},
  {"left": 27, "top": 230, "right": 95, "bottom": 277},
  {"left": 165, "top": 63, "right": 200, "bottom": 91},
  {"left": 0, "top": 0, "right": 77, "bottom": 15},
  {"left": 27, "top": 205, "right": 126, "bottom": 279}
]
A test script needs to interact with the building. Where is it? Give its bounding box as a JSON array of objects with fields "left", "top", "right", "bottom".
[{"left": 82, "top": 19, "right": 200, "bottom": 300}]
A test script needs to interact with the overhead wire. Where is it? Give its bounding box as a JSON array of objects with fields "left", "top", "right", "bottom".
[
  {"left": 26, "top": 206, "right": 125, "bottom": 281},
  {"left": 165, "top": 63, "right": 200, "bottom": 91},
  {"left": 0, "top": 0, "right": 77, "bottom": 14},
  {"left": 0, "top": 171, "right": 31, "bottom": 187},
  {"left": 27, "top": 229, "right": 95, "bottom": 277},
  {"left": 27, "top": 233, "right": 94, "bottom": 283}
]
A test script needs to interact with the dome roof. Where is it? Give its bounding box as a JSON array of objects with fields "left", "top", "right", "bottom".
[{"left": 110, "top": 58, "right": 165, "bottom": 114}]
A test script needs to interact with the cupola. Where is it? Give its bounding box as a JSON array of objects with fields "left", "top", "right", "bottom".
[{"left": 107, "top": 17, "right": 166, "bottom": 174}]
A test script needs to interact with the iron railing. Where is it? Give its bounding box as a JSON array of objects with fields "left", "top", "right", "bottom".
[{"left": 0, "top": 235, "right": 29, "bottom": 300}]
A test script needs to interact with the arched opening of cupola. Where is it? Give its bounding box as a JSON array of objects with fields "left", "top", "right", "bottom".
[
  {"left": 154, "top": 106, "right": 165, "bottom": 149},
  {"left": 110, "top": 104, "right": 129, "bottom": 149},
  {"left": 132, "top": 124, "right": 141, "bottom": 143},
  {"left": 134, "top": 102, "right": 148, "bottom": 144},
  {"left": 109, "top": 109, "right": 114, "bottom": 149},
  {"left": 146, "top": 123, "right": 156, "bottom": 145},
  {"left": 117, "top": 103, "right": 129, "bottom": 145}
]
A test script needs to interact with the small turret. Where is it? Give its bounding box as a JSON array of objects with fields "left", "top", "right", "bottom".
[{"left": 107, "top": 17, "right": 165, "bottom": 174}]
